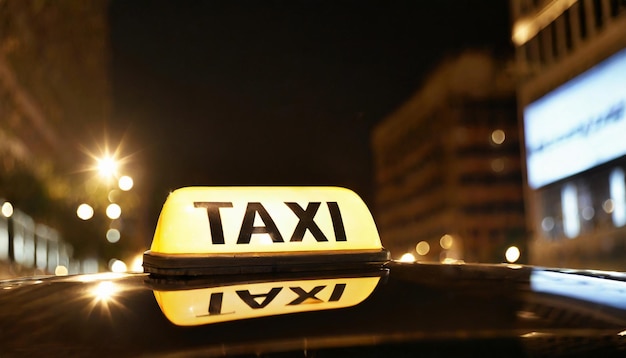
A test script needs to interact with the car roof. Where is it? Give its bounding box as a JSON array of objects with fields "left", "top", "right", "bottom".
[{"left": 1, "top": 262, "right": 626, "bottom": 357}]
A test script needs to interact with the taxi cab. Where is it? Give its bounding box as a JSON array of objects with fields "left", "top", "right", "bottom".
[{"left": 1, "top": 187, "right": 626, "bottom": 357}]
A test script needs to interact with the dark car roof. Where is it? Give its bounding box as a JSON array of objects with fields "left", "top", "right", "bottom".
[{"left": 1, "top": 261, "right": 626, "bottom": 357}]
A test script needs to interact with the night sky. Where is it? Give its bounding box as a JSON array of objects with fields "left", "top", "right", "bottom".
[{"left": 109, "top": 0, "right": 512, "bottom": 222}]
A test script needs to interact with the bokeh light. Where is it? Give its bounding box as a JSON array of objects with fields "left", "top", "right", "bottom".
[
  {"left": 91, "top": 281, "right": 118, "bottom": 302},
  {"left": 118, "top": 175, "right": 134, "bottom": 191},
  {"left": 416, "top": 241, "right": 430, "bottom": 256},
  {"left": 106, "top": 203, "right": 122, "bottom": 220},
  {"left": 490, "top": 129, "right": 506, "bottom": 145},
  {"left": 109, "top": 259, "right": 127, "bottom": 273},
  {"left": 399, "top": 253, "right": 416, "bottom": 262},
  {"left": 440, "top": 234, "right": 453, "bottom": 249},
  {"left": 1, "top": 202, "right": 14, "bottom": 218},
  {"left": 106, "top": 229, "right": 121, "bottom": 243},
  {"left": 77, "top": 203, "right": 94, "bottom": 220},
  {"left": 505, "top": 246, "right": 521, "bottom": 263},
  {"left": 55, "top": 265, "right": 69, "bottom": 276}
]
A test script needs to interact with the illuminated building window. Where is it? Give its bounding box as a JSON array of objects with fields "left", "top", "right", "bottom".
[
  {"left": 610, "top": 168, "right": 626, "bottom": 227},
  {"left": 0, "top": 217, "right": 8, "bottom": 260},
  {"left": 561, "top": 183, "right": 580, "bottom": 238}
]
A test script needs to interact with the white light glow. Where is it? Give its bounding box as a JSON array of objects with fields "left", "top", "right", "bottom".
[
  {"left": 118, "top": 176, "right": 134, "bottom": 191},
  {"left": 97, "top": 156, "right": 118, "bottom": 179},
  {"left": 399, "top": 253, "right": 416, "bottom": 263},
  {"left": 512, "top": 0, "right": 577, "bottom": 46},
  {"left": 55, "top": 265, "right": 69, "bottom": 276},
  {"left": 512, "top": 18, "right": 534, "bottom": 46},
  {"left": 77, "top": 204, "right": 94, "bottom": 220},
  {"left": 106, "top": 204, "right": 121, "bottom": 220},
  {"left": 505, "top": 246, "right": 521, "bottom": 263},
  {"left": 561, "top": 183, "right": 580, "bottom": 238},
  {"left": 1, "top": 202, "right": 13, "bottom": 218},
  {"left": 610, "top": 168, "right": 626, "bottom": 227},
  {"left": 130, "top": 254, "right": 143, "bottom": 273},
  {"left": 110, "top": 259, "right": 127, "bottom": 273},
  {"left": 106, "top": 229, "right": 121, "bottom": 243},
  {"left": 92, "top": 281, "right": 118, "bottom": 302}
]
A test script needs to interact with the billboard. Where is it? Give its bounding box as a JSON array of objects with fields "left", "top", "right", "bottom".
[{"left": 524, "top": 47, "right": 626, "bottom": 189}]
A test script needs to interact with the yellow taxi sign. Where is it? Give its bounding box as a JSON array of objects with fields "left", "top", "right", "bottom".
[
  {"left": 152, "top": 274, "right": 383, "bottom": 326},
  {"left": 143, "top": 187, "right": 389, "bottom": 275}
]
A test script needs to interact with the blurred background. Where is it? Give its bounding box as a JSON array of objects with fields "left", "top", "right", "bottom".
[{"left": 1, "top": 0, "right": 625, "bottom": 278}]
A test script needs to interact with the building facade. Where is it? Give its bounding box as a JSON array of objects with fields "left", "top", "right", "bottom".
[
  {"left": 372, "top": 52, "right": 526, "bottom": 263},
  {"left": 0, "top": 1, "right": 143, "bottom": 277},
  {"left": 511, "top": 0, "right": 626, "bottom": 270}
]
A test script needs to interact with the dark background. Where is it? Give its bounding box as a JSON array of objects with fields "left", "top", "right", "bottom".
[{"left": 109, "top": 0, "right": 513, "bottom": 222}]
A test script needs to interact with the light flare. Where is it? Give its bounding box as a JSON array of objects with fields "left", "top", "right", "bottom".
[{"left": 399, "top": 253, "right": 416, "bottom": 262}]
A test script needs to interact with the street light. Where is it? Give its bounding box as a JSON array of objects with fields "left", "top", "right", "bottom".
[{"left": 97, "top": 156, "right": 118, "bottom": 179}]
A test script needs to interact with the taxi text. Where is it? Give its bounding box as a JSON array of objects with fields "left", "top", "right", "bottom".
[{"left": 193, "top": 201, "right": 347, "bottom": 244}]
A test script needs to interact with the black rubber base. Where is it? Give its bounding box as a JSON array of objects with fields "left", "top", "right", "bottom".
[{"left": 143, "top": 249, "right": 390, "bottom": 276}]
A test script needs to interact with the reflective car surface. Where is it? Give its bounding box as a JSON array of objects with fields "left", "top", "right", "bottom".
[{"left": 2, "top": 261, "right": 626, "bottom": 357}]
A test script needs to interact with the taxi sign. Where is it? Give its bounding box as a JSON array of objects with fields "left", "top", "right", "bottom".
[
  {"left": 149, "top": 271, "right": 385, "bottom": 326},
  {"left": 143, "top": 187, "right": 389, "bottom": 275}
]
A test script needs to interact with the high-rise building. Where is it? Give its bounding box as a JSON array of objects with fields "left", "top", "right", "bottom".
[
  {"left": 511, "top": 0, "right": 626, "bottom": 270},
  {"left": 0, "top": 1, "right": 144, "bottom": 276},
  {"left": 372, "top": 51, "right": 526, "bottom": 263}
]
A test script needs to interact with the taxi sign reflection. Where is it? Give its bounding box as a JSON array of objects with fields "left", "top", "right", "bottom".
[{"left": 150, "top": 273, "right": 384, "bottom": 326}]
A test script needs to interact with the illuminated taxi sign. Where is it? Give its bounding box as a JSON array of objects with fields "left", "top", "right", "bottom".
[
  {"left": 143, "top": 187, "right": 389, "bottom": 275},
  {"left": 152, "top": 275, "right": 382, "bottom": 326}
]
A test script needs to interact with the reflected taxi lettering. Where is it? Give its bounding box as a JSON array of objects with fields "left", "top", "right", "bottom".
[
  {"left": 203, "top": 283, "right": 347, "bottom": 317},
  {"left": 193, "top": 201, "right": 347, "bottom": 244},
  {"left": 152, "top": 276, "right": 382, "bottom": 326}
]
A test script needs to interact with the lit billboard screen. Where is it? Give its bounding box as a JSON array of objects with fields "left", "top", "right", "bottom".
[{"left": 524, "top": 47, "right": 626, "bottom": 189}]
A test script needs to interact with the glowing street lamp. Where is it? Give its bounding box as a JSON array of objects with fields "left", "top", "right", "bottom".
[{"left": 97, "top": 156, "right": 118, "bottom": 179}]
